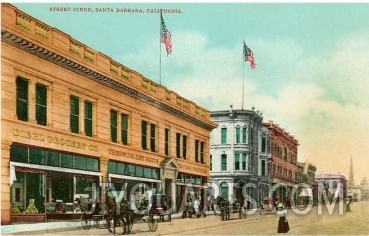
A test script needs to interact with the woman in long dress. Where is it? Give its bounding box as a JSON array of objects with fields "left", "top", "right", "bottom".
[{"left": 276, "top": 203, "right": 290, "bottom": 233}]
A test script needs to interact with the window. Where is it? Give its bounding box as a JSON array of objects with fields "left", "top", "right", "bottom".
[
  {"left": 242, "top": 127, "right": 247, "bottom": 143},
  {"left": 150, "top": 123, "right": 156, "bottom": 152},
  {"left": 220, "top": 182, "right": 228, "bottom": 198},
  {"left": 200, "top": 141, "right": 204, "bottom": 163},
  {"left": 182, "top": 135, "right": 187, "bottom": 159},
  {"left": 221, "top": 127, "right": 227, "bottom": 144},
  {"left": 261, "top": 160, "right": 266, "bottom": 175},
  {"left": 141, "top": 121, "right": 147, "bottom": 150},
  {"left": 121, "top": 114, "right": 128, "bottom": 145},
  {"left": 234, "top": 153, "right": 240, "bottom": 170},
  {"left": 221, "top": 154, "right": 227, "bottom": 171},
  {"left": 261, "top": 137, "right": 266, "bottom": 153},
  {"left": 110, "top": 110, "right": 118, "bottom": 143},
  {"left": 242, "top": 153, "right": 247, "bottom": 170},
  {"left": 165, "top": 128, "right": 170, "bottom": 156},
  {"left": 84, "top": 101, "right": 92, "bottom": 136},
  {"left": 176, "top": 133, "right": 181, "bottom": 158},
  {"left": 235, "top": 127, "right": 240, "bottom": 144},
  {"left": 36, "top": 83, "right": 47, "bottom": 126},
  {"left": 16, "top": 76, "right": 28, "bottom": 121},
  {"left": 70, "top": 96, "right": 79, "bottom": 134},
  {"left": 195, "top": 140, "right": 199, "bottom": 162}
]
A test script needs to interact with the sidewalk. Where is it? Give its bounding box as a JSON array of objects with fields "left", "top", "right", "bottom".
[{"left": 1, "top": 209, "right": 269, "bottom": 235}]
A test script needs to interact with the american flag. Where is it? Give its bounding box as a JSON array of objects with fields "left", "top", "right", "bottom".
[
  {"left": 161, "top": 13, "right": 172, "bottom": 56},
  {"left": 243, "top": 41, "right": 256, "bottom": 69}
]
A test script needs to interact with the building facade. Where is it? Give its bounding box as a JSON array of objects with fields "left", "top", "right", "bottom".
[
  {"left": 315, "top": 173, "right": 347, "bottom": 202},
  {"left": 209, "top": 106, "right": 268, "bottom": 207},
  {"left": 1, "top": 3, "right": 217, "bottom": 224},
  {"left": 263, "top": 121, "right": 298, "bottom": 207},
  {"left": 297, "top": 162, "right": 317, "bottom": 206}
]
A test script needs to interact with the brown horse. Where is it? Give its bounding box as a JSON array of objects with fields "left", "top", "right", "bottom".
[{"left": 105, "top": 192, "right": 131, "bottom": 234}]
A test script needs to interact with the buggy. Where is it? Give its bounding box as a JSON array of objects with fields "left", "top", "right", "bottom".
[{"left": 216, "top": 196, "right": 247, "bottom": 220}]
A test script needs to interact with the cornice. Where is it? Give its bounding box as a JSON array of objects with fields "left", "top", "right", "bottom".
[{"left": 2, "top": 30, "right": 216, "bottom": 131}]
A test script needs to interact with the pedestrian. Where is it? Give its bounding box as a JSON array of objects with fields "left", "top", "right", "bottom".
[
  {"left": 346, "top": 198, "right": 351, "bottom": 212},
  {"left": 276, "top": 203, "right": 289, "bottom": 233}
]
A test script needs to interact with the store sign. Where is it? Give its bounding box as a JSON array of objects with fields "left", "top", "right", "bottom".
[
  {"left": 12, "top": 128, "right": 99, "bottom": 152},
  {"left": 108, "top": 149, "right": 159, "bottom": 164}
]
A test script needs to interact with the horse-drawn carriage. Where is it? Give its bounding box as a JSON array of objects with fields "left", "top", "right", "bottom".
[
  {"left": 81, "top": 192, "right": 171, "bottom": 234},
  {"left": 259, "top": 197, "right": 278, "bottom": 215},
  {"left": 216, "top": 196, "right": 247, "bottom": 220},
  {"left": 182, "top": 196, "right": 206, "bottom": 218}
]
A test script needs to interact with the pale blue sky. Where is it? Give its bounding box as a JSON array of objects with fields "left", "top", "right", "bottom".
[{"left": 9, "top": 2, "right": 369, "bottom": 183}]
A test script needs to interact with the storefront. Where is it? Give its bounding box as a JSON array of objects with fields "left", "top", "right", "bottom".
[{"left": 9, "top": 143, "right": 101, "bottom": 222}]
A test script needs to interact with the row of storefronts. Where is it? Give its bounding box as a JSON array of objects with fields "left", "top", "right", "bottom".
[{"left": 1, "top": 3, "right": 217, "bottom": 224}]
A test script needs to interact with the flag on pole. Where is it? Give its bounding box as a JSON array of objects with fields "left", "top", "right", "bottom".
[
  {"left": 161, "top": 13, "right": 172, "bottom": 56},
  {"left": 243, "top": 41, "right": 256, "bottom": 69}
]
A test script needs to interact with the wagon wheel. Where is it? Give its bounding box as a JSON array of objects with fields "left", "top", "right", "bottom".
[
  {"left": 147, "top": 214, "right": 158, "bottom": 232},
  {"left": 81, "top": 212, "right": 91, "bottom": 230}
]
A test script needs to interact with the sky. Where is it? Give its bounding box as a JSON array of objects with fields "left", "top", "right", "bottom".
[{"left": 8, "top": 1, "right": 369, "bottom": 185}]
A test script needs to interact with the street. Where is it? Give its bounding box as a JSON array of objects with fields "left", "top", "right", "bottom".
[{"left": 12, "top": 201, "right": 369, "bottom": 235}]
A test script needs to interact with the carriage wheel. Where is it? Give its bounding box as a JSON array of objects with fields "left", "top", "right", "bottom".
[
  {"left": 148, "top": 216, "right": 158, "bottom": 232},
  {"left": 81, "top": 213, "right": 91, "bottom": 230}
]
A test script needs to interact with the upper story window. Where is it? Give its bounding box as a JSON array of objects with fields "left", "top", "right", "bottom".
[
  {"left": 121, "top": 114, "right": 128, "bottom": 145},
  {"left": 84, "top": 101, "right": 93, "bottom": 137},
  {"left": 242, "top": 126, "right": 247, "bottom": 143},
  {"left": 242, "top": 153, "right": 247, "bottom": 170},
  {"left": 221, "top": 127, "right": 227, "bottom": 144},
  {"left": 176, "top": 132, "right": 187, "bottom": 159},
  {"left": 200, "top": 141, "right": 204, "bottom": 164},
  {"left": 261, "top": 160, "right": 266, "bottom": 175},
  {"left": 70, "top": 96, "right": 79, "bottom": 134},
  {"left": 165, "top": 128, "right": 170, "bottom": 156},
  {"left": 16, "top": 77, "right": 29, "bottom": 122},
  {"left": 210, "top": 155, "right": 212, "bottom": 171},
  {"left": 110, "top": 110, "right": 118, "bottom": 142},
  {"left": 234, "top": 153, "right": 240, "bottom": 170},
  {"left": 261, "top": 137, "right": 266, "bottom": 153},
  {"left": 182, "top": 135, "right": 187, "bottom": 159},
  {"left": 235, "top": 126, "right": 240, "bottom": 144},
  {"left": 195, "top": 140, "right": 199, "bottom": 162},
  {"left": 36, "top": 83, "right": 47, "bottom": 126},
  {"left": 221, "top": 154, "right": 227, "bottom": 171},
  {"left": 141, "top": 120, "right": 156, "bottom": 152}
]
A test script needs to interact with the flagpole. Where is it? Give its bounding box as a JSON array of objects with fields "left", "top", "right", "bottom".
[
  {"left": 159, "top": 13, "right": 162, "bottom": 85},
  {"left": 242, "top": 41, "right": 245, "bottom": 110}
]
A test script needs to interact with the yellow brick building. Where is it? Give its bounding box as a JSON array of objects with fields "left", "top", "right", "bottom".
[{"left": 1, "top": 3, "right": 217, "bottom": 224}]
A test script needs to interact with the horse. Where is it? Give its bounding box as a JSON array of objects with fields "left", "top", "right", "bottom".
[
  {"left": 105, "top": 191, "right": 131, "bottom": 234},
  {"left": 216, "top": 195, "right": 230, "bottom": 220}
]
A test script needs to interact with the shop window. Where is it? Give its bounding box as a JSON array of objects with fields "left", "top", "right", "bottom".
[
  {"left": 110, "top": 110, "right": 118, "bottom": 143},
  {"left": 84, "top": 101, "right": 93, "bottom": 137},
  {"left": 74, "top": 156, "right": 86, "bottom": 169},
  {"left": 70, "top": 96, "right": 79, "bottom": 134},
  {"left": 29, "top": 148, "right": 46, "bottom": 165},
  {"left": 87, "top": 158, "right": 98, "bottom": 171},
  {"left": 144, "top": 168, "right": 152, "bottom": 178},
  {"left": 107, "top": 161, "right": 116, "bottom": 173},
  {"left": 117, "top": 163, "right": 125, "bottom": 175},
  {"left": 136, "top": 166, "right": 143, "bottom": 177},
  {"left": 61, "top": 153, "right": 73, "bottom": 168},
  {"left": 36, "top": 83, "right": 47, "bottom": 126},
  {"left": 48, "top": 151, "right": 60, "bottom": 166},
  {"left": 127, "top": 164, "right": 135, "bottom": 176},
  {"left": 10, "top": 145, "right": 28, "bottom": 163},
  {"left": 16, "top": 76, "right": 29, "bottom": 121},
  {"left": 152, "top": 169, "right": 159, "bottom": 179},
  {"left": 121, "top": 114, "right": 128, "bottom": 145}
]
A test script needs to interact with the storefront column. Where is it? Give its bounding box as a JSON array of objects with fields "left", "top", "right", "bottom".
[
  {"left": 1, "top": 142, "right": 11, "bottom": 224},
  {"left": 100, "top": 156, "right": 108, "bottom": 187}
]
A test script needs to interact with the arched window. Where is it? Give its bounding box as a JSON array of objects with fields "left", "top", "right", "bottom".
[{"left": 220, "top": 182, "right": 229, "bottom": 199}]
